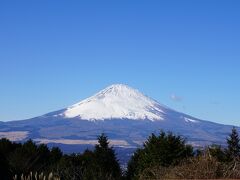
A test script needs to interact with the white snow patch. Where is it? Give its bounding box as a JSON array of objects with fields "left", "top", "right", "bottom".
[
  {"left": 62, "top": 84, "right": 164, "bottom": 121},
  {"left": 184, "top": 117, "right": 199, "bottom": 123}
]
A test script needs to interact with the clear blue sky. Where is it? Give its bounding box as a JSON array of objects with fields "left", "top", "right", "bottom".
[{"left": 0, "top": 0, "right": 239, "bottom": 126}]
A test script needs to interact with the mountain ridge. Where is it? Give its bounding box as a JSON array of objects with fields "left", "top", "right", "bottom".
[
  {"left": 44, "top": 84, "right": 202, "bottom": 124},
  {"left": 0, "top": 84, "right": 238, "bottom": 158},
  {"left": 54, "top": 84, "right": 166, "bottom": 121}
]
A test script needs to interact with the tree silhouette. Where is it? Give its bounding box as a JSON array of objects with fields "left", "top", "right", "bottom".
[
  {"left": 126, "top": 130, "right": 193, "bottom": 179},
  {"left": 226, "top": 127, "right": 240, "bottom": 161},
  {"left": 94, "top": 133, "right": 121, "bottom": 179}
]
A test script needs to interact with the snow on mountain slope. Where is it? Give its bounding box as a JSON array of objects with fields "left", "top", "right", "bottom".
[
  {"left": 1, "top": 83, "right": 238, "bottom": 161},
  {"left": 61, "top": 84, "right": 165, "bottom": 121}
]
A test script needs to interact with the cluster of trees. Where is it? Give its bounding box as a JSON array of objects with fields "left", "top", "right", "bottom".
[
  {"left": 0, "top": 134, "right": 121, "bottom": 180},
  {"left": 128, "top": 128, "right": 240, "bottom": 179},
  {"left": 0, "top": 128, "right": 240, "bottom": 180},
  {"left": 126, "top": 131, "right": 194, "bottom": 179},
  {"left": 0, "top": 138, "right": 63, "bottom": 179}
]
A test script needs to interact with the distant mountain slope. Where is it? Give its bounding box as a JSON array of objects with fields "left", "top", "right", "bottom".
[
  {"left": 0, "top": 84, "right": 238, "bottom": 152},
  {"left": 49, "top": 84, "right": 167, "bottom": 121}
]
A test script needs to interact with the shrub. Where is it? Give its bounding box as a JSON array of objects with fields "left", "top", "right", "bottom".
[
  {"left": 138, "top": 152, "right": 221, "bottom": 179},
  {"left": 126, "top": 131, "right": 193, "bottom": 179}
]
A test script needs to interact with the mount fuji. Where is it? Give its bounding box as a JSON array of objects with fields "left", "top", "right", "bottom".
[
  {"left": 0, "top": 84, "right": 238, "bottom": 162},
  {"left": 53, "top": 84, "right": 166, "bottom": 121}
]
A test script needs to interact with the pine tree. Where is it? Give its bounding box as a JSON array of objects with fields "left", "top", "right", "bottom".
[
  {"left": 94, "top": 133, "right": 121, "bottom": 179},
  {"left": 126, "top": 130, "right": 193, "bottom": 180},
  {"left": 0, "top": 152, "right": 11, "bottom": 180},
  {"left": 226, "top": 127, "right": 240, "bottom": 161},
  {"left": 208, "top": 144, "right": 226, "bottom": 162}
]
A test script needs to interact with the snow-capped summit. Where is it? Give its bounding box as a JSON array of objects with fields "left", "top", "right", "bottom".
[
  {"left": 62, "top": 84, "right": 165, "bottom": 121},
  {"left": 1, "top": 83, "right": 238, "bottom": 159}
]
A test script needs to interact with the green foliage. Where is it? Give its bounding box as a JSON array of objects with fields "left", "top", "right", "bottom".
[
  {"left": 94, "top": 133, "right": 121, "bottom": 179},
  {"left": 55, "top": 154, "right": 85, "bottom": 180},
  {"left": 0, "top": 138, "right": 20, "bottom": 155},
  {"left": 126, "top": 131, "right": 193, "bottom": 179},
  {"left": 50, "top": 147, "right": 63, "bottom": 163},
  {"left": 8, "top": 140, "right": 53, "bottom": 174},
  {"left": 0, "top": 134, "right": 122, "bottom": 180},
  {"left": 0, "top": 152, "right": 11, "bottom": 180},
  {"left": 226, "top": 127, "right": 240, "bottom": 161},
  {"left": 0, "top": 139, "right": 63, "bottom": 179},
  {"left": 208, "top": 144, "right": 227, "bottom": 162},
  {"left": 55, "top": 134, "right": 122, "bottom": 180},
  {"left": 2, "top": 128, "right": 240, "bottom": 180}
]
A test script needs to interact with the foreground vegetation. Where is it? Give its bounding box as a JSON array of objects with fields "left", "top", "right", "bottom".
[{"left": 0, "top": 128, "right": 240, "bottom": 179}]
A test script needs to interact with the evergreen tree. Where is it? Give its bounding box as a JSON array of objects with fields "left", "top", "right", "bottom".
[
  {"left": 50, "top": 147, "right": 63, "bottom": 163},
  {"left": 0, "top": 152, "right": 11, "bottom": 180},
  {"left": 126, "top": 130, "right": 193, "bottom": 180},
  {"left": 94, "top": 133, "right": 121, "bottom": 179},
  {"left": 0, "top": 138, "right": 19, "bottom": 155},
  {"left": 226, "top": 127, "right": 240, "bottom": 161},
  {"left": 208, "top": 144, "right": 226, "bottom": 162}
]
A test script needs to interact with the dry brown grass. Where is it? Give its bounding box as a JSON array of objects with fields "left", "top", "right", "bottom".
[
  {"left": 13, "top": 172, "right": 60, "bottom": 180},
  {"left": 139, "top": 154, "right": 240, "bottom": 180}
]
